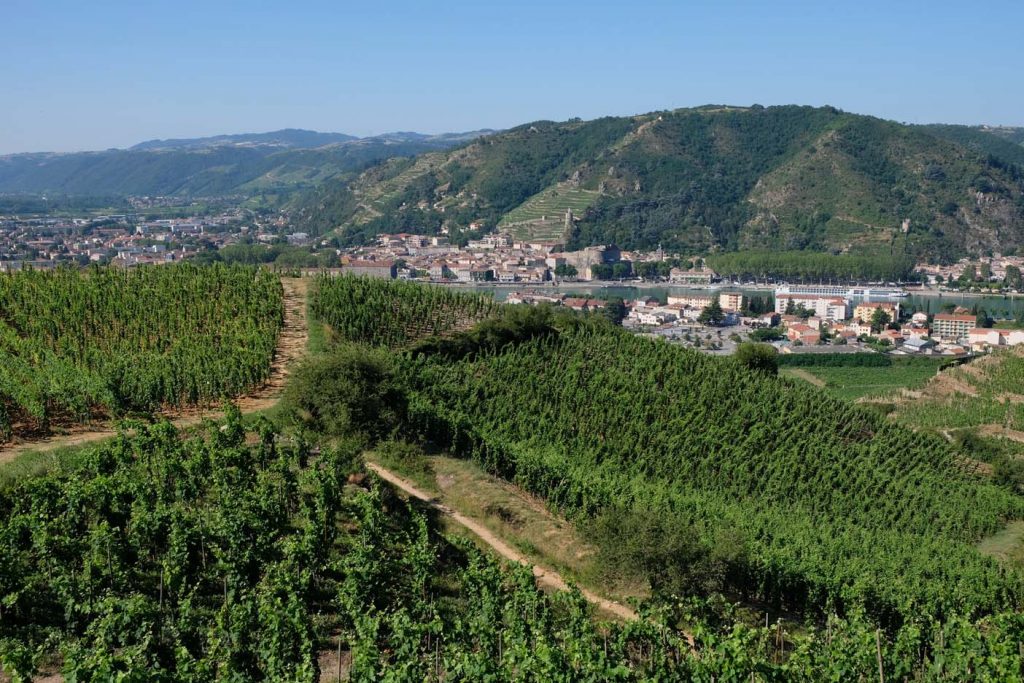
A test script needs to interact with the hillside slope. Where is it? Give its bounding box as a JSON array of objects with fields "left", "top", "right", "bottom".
[{"left": 298, "top": 106, "right": 1024, "bottom": 259}]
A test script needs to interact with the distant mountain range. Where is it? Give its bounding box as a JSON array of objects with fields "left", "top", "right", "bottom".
[
  {"left": 128, "top": 129, "right": 359, "bottom": 151},
  {"left": 0, "top": 129, "right": 494, "bottom": 198},
  {"left": 291, "top": 106, "right": 1024, "bottom": 260},
  {"left": 4, "top": 112, "right": 1023, "bottom": 260}
]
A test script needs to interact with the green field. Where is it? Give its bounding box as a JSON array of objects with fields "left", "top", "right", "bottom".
[
  {"left": 498, "top": 183, "right": 600, "bottom": 241},
  {"left": 781, "top": 356, "right": 944, "bottom": 400}
]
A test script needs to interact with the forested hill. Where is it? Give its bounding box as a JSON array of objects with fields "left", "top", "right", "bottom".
[
  {"left": 0, "top": 131, "right": 487, "bottom": 198},
  {"left": 296, "top": 105, "right": 1024, "bottom": 260}
]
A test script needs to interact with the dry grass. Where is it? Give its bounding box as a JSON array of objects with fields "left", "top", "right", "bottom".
[{"left": 977, "top": 520, "right": 1024, "bottom": 567}]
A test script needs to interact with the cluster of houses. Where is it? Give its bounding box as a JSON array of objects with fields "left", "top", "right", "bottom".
[
  {"left": 337, "top": 232, "right": 710, "bottom": 285},
  {"left": 624, "top": 292, "right": 745, "bottom": 326},
  {"left": 0, "top": 210, "right": 248, "bottom": 272},
  {"left": 916, "top": 254, "right": 1024, "bottom": 288},
  {"left": 773, "top": 290, "right": 1024, "bottom": 354}
]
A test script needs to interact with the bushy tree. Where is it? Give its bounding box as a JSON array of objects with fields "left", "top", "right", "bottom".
[
  {"left": 870, "top": 308, "right": 892, "bottom": 333},
  {"left": 698, "top": 297, "right": 725, "bottom": 326},
  {"left": 284, "top": 343, "right": 406, "bottom": 440},
  {"left": 734, "top": 342, "right": 778, "bottom": 375},
  {"left": 602, "top": 297, "right": 627, "bottom": 325}
]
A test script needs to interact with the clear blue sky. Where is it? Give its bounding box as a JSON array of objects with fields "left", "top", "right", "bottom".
[{"left": 3, "top": 0, "right": 1022, "bottom": 154}]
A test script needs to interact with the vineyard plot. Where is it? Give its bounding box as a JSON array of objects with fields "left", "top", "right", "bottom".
[
  {"left": 0, "top": 264, "right": 283, "bottom": 440},
  {"left": 2, "top": 413, "right": 1022, "bottom": 680}
]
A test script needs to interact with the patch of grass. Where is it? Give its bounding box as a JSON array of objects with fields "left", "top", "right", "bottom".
[
  {"left": 427, "top": 455, "right": 642, "bottom": 602},
  {"left": 978, "top": 520, "right": 1024, "bottom": 567},
  {"left": 0, "top": 444, "right": 93, "bottom": 490},
  {"left": 369, "top": 441, "right": 437, "bottom": 495},
  {"left": 305, "top": 302, "right": 332, "bottom": 355}
]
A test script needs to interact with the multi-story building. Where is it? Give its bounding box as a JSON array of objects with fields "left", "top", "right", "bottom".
[
  {"left": 343, "top": 259, "right": 397, "bottom": 279},
  {"left": 774, "top": 294, "right": 850, "bottom": 320},
  {"left": 931, "top": 313, "right": 975, "bottom": 341},
  {"left": 667, "top": 295, "right": 713, "bottom": 309},
  {"left": 853, "top": 301, "right": 900, "bottom": 323},
  {"left": 718, "top": 292, "right": 744, "bottom": 312}
]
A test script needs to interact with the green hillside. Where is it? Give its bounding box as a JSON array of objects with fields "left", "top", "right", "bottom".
[
  {"left": 290, "top": 276, "right": 1024, "bottom": 679},
  {"left": 300, "top": 106, "right": 1024, "bottom": 259}
]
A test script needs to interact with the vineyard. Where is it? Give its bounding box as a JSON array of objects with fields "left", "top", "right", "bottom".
[
  {"left": 2, "top": 413, "right": 1023, "bottom": 680},
  {"left": 0, "top": 264, "right": 282, "bottom": 440},
  {"left": 402, "top": 328, "right": 1024, "bottom": 625},
  {"left": 890, "top": 348, "right": 1024, "bottom": 431},
  {"left": 3, "top": 273, "right": 1024, "bottom": 678},
  {"left": 780, "top": 356, "right": 945, "bottom": 400},
  {"left": 300, "top": 276, "right": 1024, "bottom": 674},
  {"left": 309, "top": 274, "right": 496, "bottom": 349}
]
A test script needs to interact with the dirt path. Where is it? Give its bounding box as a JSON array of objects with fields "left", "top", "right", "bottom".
[
  {"left": 0, "top": 277, "right": 309, "bottom": 465},
  {"left": 366, "top": 462, "right": 639, "bottom": 623},
  {"left": 784, "top": 368, "right": 826, "bottom": 388}
]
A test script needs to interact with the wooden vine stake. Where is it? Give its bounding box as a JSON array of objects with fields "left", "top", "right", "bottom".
[{"left": 875, "top": 629, "right": 885, "bottom": 683}]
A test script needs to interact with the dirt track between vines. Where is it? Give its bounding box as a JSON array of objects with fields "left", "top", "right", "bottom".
[
  {"left": 366, "top": 462, "right": 640, "bottom": 623},
  {"left": 0, "top": 277, "right": 309, "bottom": 465}
]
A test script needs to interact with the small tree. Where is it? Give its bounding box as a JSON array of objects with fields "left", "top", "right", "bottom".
[
  {"left": 735, "top": 343, "right": 778, "bottom": 375},
  {"left": 602, "top": 297, "right": 627, "bottom": 325},
  {"left": 698, "top": 297, "right": 725, "bottom": 326},
  {"left": 1004, "top": 265, "right": 1022, "bottom": 291},
  {"left": 870, "top": 308, "right": 892, "bottom": 333}
]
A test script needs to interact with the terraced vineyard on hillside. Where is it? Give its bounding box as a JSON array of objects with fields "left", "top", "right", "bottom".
[{"left": 498, "top": 183, "right": 601, "bottom": 241}]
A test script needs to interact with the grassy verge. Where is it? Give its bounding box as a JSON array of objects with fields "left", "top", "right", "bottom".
[{"left": 977, "top": 520, "right": 1024, "bottom": 567}]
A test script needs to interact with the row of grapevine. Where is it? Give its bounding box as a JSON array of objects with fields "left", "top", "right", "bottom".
[
  {"left": 310, "top": 274, "right": 497, "bottom": 349},
  {"left": 2, "top": 413, "right": 1021, "bottom": 680},
  {"left": 0, "top": 264, "right": 282, "bottom": 439}
]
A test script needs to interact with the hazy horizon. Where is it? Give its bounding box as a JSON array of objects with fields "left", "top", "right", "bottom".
[{"left": 4, "top": 0, "right": 1023, "bottom": 155}]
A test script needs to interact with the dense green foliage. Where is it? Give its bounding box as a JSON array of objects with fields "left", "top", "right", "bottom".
[
  {"left": 286, "top": 277, "right": 1024, "bottom": 677},
  {"left": 923, "top": 125, "right": 1024, "bottom": 166},
  {"left": 284, "top": 344, "right": 407, "bottom": 439},
  {"left": 6, "top": 414, "right": 1024, "bottom": 680},
  {"left": 309, "top": 278, "right": 1024, "bottom": 629},
  {"left": 0, "top": 264, "right": 282, "bottom": 439},
  {"left": 195, "top": 242, "right": 339, "bottom": 269},
  {"left": 305, "top": 105, "right": 1024, "bottom": 259},
  {"left": 402, "top": 327, "right": 1024, "bottom": 626},
  {"left": 734, "top": 342, "right": 778, "bottom": 374},
  {"left": 571, "top": 106, "right": 840, "bottom": 252},
  {"left": 706, "top": 250, "right": 916, "bottom": 282},
  {"left": 310, "top": 275, "right": 497, "bottom": 349}
]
